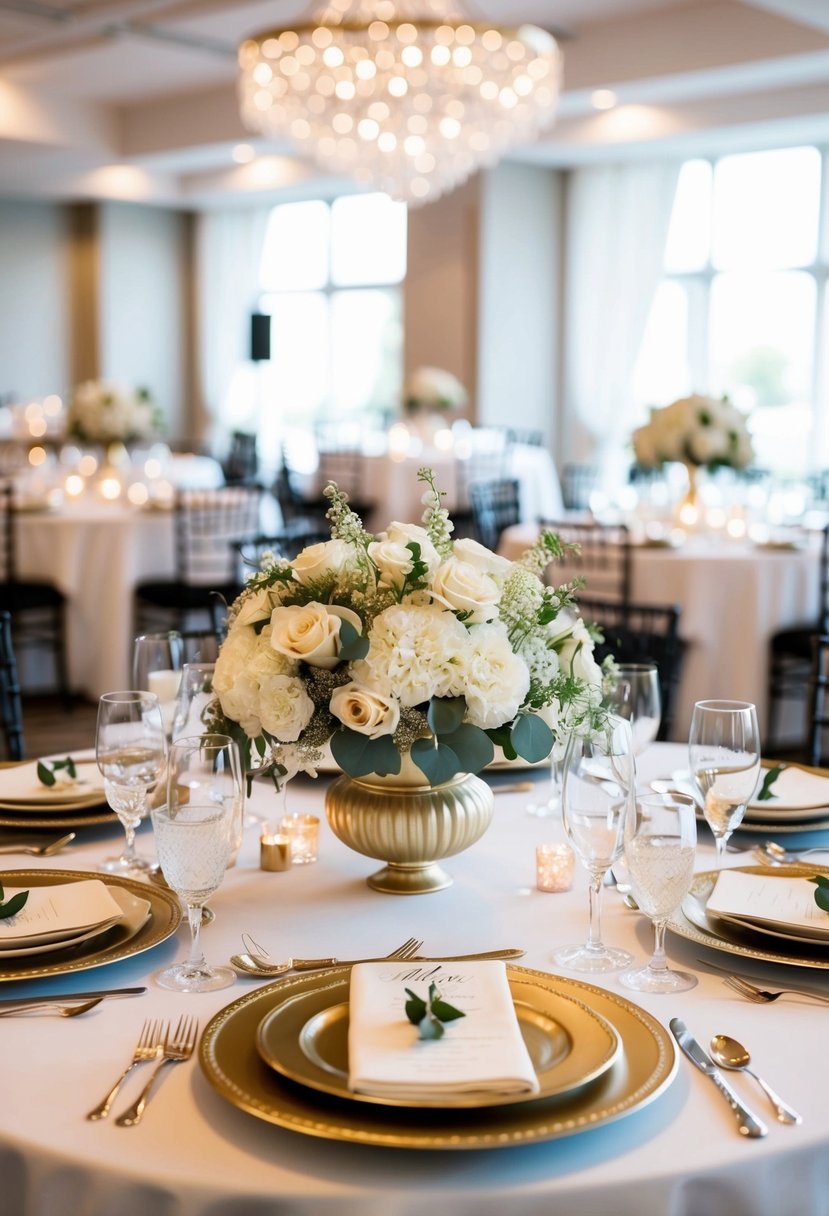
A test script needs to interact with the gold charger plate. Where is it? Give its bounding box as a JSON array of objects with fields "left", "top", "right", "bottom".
[
  {"left": 0, "top": 869, "right": 181, "bottom": 981},
  {"left": 669, "top": 864, "right": 829, "bottom": 970},
  {"left": 0, "top": 804, "right": 115, "bottom": 829},
  {"left": 255, "top": 974, "right": 620, "bottom": 1109},
  {"left": 200, "top": 965, "right": 677, "bottom": 1150}
]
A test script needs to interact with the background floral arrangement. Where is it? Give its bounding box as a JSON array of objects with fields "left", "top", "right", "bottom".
[
  {"left": 403, "top": 366, "right": 467, "bottom": 416},
  {"left": 66, "top": 379, "right": 160, "bottom": 444},
  {"left": 632, "top": 394, "right": 753, "bottom": 471},
  {"left": 209, "top": 469, "right": 609, "bottom": 788}
]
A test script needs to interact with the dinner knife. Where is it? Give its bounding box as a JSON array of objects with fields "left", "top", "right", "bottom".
[
  {"left": 0, "top": 986, "right": 146, "bottom": 1009},
  {"left": 669, "top": 1018, "right": 768, "bottom": 1138}
]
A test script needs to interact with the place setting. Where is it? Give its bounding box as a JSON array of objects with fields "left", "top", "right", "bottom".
[{"left": 0, "top": 752, "right": 115, "bottom": 830}]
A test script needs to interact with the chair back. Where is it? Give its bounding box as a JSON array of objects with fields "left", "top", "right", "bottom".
[
  {"left": 576, "top": 595, "right": 683, "bottom": 741},
  {"left": 454, "top": 428, "right": 509, "bottom": 512},
  {"left": 0, "top": 609, "right": 24, "bottom": 760},
  {"left": 222, "top": 431, "right": 259, "bottom": 485},
  {"left": 539, "top": 519, "right": 632, "bottom": 605},
  {"left": 469, "top": 479, "right": 521, "bottom": 553},
  {"left": 808, "top": 633, "right": 829, "bottom": 766},
  {"left": 561, "top": 463, "right": 599, "bottom": 511},
  {"left": 173, "top": 487, "right": 262, "bottom": 586},
  {"left": 819, "top": 525, "right": 829, "bottom": 631},
  {"left": 0, "top": 481, "right": 17, "bottom": 583}
]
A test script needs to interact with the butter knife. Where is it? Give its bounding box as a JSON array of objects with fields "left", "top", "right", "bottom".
[
  {"left": 0, "top": 987, "right": 145, "bottom": 1010},
  {"left": 670, "top": 1018, "right": 768, "bottom": 1138}
]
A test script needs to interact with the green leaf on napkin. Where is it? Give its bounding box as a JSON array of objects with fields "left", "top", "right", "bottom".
[
  {"left": 404, "top": 982, "right": 465, "bottom": 1041},
  {"left": 756, "top": 764, "right": 784, "bottom": 802},
  {"left": 37, "top": 756, "right": 77, "bottom": 787},
  {"left": 809, "top": 874, "right": 829, "bottom": 913},
  {"left": 0, "top": 879, "right": 28, "bottom": 919}
]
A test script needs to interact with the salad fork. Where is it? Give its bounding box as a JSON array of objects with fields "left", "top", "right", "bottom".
[
  {"left": 723, "top": 974, "right": 829, "bottom": 1006},
  {"left": 86, "top": 1019, "right": 164, "bottom": 1120},
  {"left": 231, "top": 935, "right": 423, "bottom": 976},
  {"left": 115, "top": 1016, "right": 199, "bottom": 1127}
]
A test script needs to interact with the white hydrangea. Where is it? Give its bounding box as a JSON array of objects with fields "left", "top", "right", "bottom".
[
  {"left": 463, "top": 624, "right": 531, "bottom": 729},
  {"left": 354, "top": 603, "right": 469, "bottom": 707}
]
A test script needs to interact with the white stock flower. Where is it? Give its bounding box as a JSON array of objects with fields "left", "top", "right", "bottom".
[
  {"left": 355, "top": 603, "right": 469, "bottom": 707},
  {"left": 330, "top": 682, "right": 400, "bottom": 738},
  {"left": 463, "top": 624, "right": 531, "bottom": 729},
  {"left": 430, "top": 556, "right": 500, "bottom": 624},
  {"left": 291, "top": 540, "right": 352, "bottom": 586},
  {"left": 269, "top": 602, "right": 362, "bottom": 670},
  {"left": 258, "top": 673, "right": 315, "bottom": 742}
]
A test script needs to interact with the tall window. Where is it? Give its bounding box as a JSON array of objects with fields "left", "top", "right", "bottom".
[
  {"left": 257, "top": 192, "right": 407, "bottom": 447},
  {"left": 632, "top": 147, "right": 827, "bottom": 474}
]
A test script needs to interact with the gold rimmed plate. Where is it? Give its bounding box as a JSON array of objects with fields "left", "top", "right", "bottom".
[
  {"left": 255, "top": 974, "right": 620, "bottom": 1109},
  {"left": 670, "top": 864, "right": 829, "bottom": 970},
  {"left": 0, "top": 805, "right": 115, "bottom": 830},
  {"left": 0, "top": 885, "right": 150, "bottom": 958},
  {"left": 0, "top": 869, "right": 181, "bottom": 981},
  {"left": 200, "top": 965, "right": 677, "bottom": 1150}
]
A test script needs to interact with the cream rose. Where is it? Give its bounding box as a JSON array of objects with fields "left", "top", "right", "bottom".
[
  {"left": 234, "top": 584, "right": 276, "bottom": 627},
  {"left": 291, "top": 539, "right": 352, "bottom": 587},
  {"left": 330, "top": 682, "right": 400, "bottom": 739},
  {"left": 269, "top": 602, "right": 362, "bottom": 669},
  {"left": 452, "top": 537, "right": 513, "bottom": 580},
  {"left": 430, "top": 556, "right": 500, "bottom": 624},
  {"left": 554, "top": 619, "right": 604, "bottom": 687}
]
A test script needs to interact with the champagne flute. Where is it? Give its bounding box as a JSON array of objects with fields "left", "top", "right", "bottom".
[
  {"left": 152, "top": 734, "right": 243, "bottom": 993},
  {"left": 619, "top": 793, "right": 697, "bottom": 993},
  {"left": 689, "top": 699, "right": 760, "bottom": 863},
  {"left": 605, "top": 663, "right": 661, "bottom": 756},
  {"left": 132, "top": 631, "right": 184, "bottom": 739},
  {"left": 553, "top": 715, "right": 636, "bottom": 972},
  {"left": 96, "top": 691, "right": 166, "bottom": 877}
]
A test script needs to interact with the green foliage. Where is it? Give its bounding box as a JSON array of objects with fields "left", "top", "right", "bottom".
[
  {"left": 810, "top": 874, "right": 829, "bottom": 913},
  {"left": 338, "top": 618, "right": 370, "bottom": 661},
  {"left": 756, "top": 765, "right": 784, "bottom": 802},
  {"left": 330, "top": 728, "right": 402, "bottom": 778},
  {"left": 0, "top": 879, "right": 28, "bottom": 919},
  {"left": 404, "top": 982, "right": 465, "bottom": 1040},
  {"left": 37, "top": 757, "right": 77, "bottom": 787}
]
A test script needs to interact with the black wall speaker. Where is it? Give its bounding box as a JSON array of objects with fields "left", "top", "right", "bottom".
[{"left": 250, "top": 313, "right": 271, "bottom": 362}]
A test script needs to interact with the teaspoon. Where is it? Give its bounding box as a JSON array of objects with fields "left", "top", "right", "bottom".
[{"left": 709, "top": 1034, "right": 802, "bottom": 1125}]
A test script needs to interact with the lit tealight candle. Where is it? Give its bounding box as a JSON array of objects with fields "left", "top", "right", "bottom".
[
  {"left": 279, "top": 813, "right": 320, "bottom": 865},
  {"left": 260, "top": 833, "right": 292, "bottom": 871},
  {"left": 536, "top": 843, "right": 575, "bottom": 893}
]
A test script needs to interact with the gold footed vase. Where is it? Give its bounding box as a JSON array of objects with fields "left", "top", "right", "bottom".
[{"left": 324, "top": 759, "right": 494, "bottom": 895}]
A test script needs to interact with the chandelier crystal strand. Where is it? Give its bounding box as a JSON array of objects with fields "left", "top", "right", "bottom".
[{"left": 238, "top": 1, "right": 561, "bottom": 206}]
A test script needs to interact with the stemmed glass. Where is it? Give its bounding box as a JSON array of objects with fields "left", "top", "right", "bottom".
[
  {"left": 553, "top": 715, "right": 636, "bottom": 972},
  {"left": 689, "top": 699, "right": 761, "bottom": 863},
  {"left": 132, "top": 631, "right": 184, "bottom": 739},
  {"left": 95, "top": 691, "right": 166, "bottom": 877},
  {"left": 619, "top": 793, "right": 698, "bottom": 993},
  {"left": 171, "top": 662, "right": 215, "bottom": 741},
  {"left": 605, "top": 663, "right": 661, "bottom": 756},
  {"left": 152, "top": 733, "right": 243, "bottom": 992}
]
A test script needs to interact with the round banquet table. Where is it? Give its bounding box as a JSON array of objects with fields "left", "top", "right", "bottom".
[
  {"left": 1, "top": 742, "right": 828, "bottom": 1216},
  {"left": 498, "top": 524, "right": 821, "bottom": 742}
]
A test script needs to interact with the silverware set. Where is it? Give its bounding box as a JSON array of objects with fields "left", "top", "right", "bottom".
[
  {"left": 86, "top": 1015, "right": 199, "bottom": 1125},
  {"left": 230, "top": 935, "right": 525, "bottom": 977}
]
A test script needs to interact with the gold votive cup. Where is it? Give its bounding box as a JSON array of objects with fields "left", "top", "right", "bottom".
[
  {"left": 279, "top": 813, "right": 320, "bottom": 865},
  {"left": 260, "top": 833, "right": 292, "bottom": 872},
  {"left": 536, "top": 843, "right": 575, "bottom": 892}
]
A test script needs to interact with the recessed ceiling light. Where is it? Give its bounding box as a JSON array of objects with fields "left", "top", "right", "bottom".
[
  {"left": 591, "top": 89, "right": 618, "bottom": 111},
  {"left": 232, "top": 143, "right": 256, "bottom": 164}
]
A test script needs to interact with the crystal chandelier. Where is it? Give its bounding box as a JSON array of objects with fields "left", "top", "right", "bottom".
[{"left": 238, "top": 1, "right": 561, "bottom": 206}]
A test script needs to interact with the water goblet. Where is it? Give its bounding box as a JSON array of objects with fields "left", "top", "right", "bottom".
[
  {"left": 132, "top": 631, "right": 184, "bottom": 738},
  {"left": 619, "top": 792, "right": 698, "bottom": 993},
  {"left": 152, "top": 733, "right": 243, "bottom": 993},
  {"left": 95, "top": 691, "right": 166, "bottom": 877},
  {"left": 689, "top": 699, "right": 761, "bottom": 863},
  {"left": 553, "top": 715, "right": 636, "bottom": 973},
  {"left": 171, "top": 662, "right": 215, "bottom": 741},
  {"left": 605, "top": 663, "right": 661, "bottom": 756}
]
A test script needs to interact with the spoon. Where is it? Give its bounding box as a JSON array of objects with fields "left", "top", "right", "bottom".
[
  {"left": 756, "top": 841, "right": 829, "bottom": 866},
  {"left": 0, "top": 832, "right": 76, "bottom": 857},
  {"left": 709, "top": 1034, "right": 802, "bottom": 1125}
]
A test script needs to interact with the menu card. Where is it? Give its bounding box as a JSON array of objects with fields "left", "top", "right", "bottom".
[
  {"left": 348, "top": 960, "right": 540, "bottom": 1100},
  {"left": 706, "top": 870, "right": 829, "bottom": 941},
  {"left": 0, "top": 880, "right": 124, "bottom": 945}
]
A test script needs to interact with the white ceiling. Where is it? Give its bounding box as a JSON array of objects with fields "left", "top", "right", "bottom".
[{"left": 1, "top": 0, "right": 828, "bottom": 207}]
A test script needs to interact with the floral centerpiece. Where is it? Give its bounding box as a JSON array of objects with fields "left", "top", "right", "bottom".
[
  {"left": 403, "top": 367, "right": 467, "bottom": 417},
  {"left": 209, "top": 469, "right": 607, "bottom": 790},
  {"left": 66, "top": 379, "right": 160, "bottom": 445},
  {"left": 632, "top": 394, "right": 753, "bottom": 471}
]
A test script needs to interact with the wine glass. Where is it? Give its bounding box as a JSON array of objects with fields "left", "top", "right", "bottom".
[
  {"left": 152, "top": 733, "right": 243, "bottom": 993},
  {"left": 526, "top": 753, "right": 564, "bottom": 818},
  {"left": 605, "top": 663, "right": 661, "bottom": 756},
  {"left": 96, "top": 691, "right": 166, "bottom": 877},
  {"left": 619, "top": 792, "right": 698, "bottom": 993},
  {"left": 132, "top": 631, "right": 184, "bottom": 738},
  {"left": 171, "top": 662, "right": 215, "bottom": 741},
  {"left": 689, "top": 699, "right": 761, "bottom": 863},
  {"left": 553, "top": 715, "right": 636, "bottom": 973}
]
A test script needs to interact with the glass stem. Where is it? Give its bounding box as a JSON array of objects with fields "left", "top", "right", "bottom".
[
  {"left": 586, "top": 873, "right": 604, "bottom": 950},
  {"left": 714, "top": 833, "right": 730, "bottom": 864},
  {"left": 185, "top": 903, "right": 207, "bottom": 971},
  {"left": 122, "top": 821, "right": 137, "bottom": 861},
  {"left": 649, "top": 920, "right": 669, "bottom": 973}
]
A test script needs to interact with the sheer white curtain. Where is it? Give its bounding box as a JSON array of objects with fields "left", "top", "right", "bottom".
[
  {"left": 562, "top": 161, "right": 680, "bottom": 484},
  {"left": 194, "top": 207, "right": 271, "bottom": 450}
]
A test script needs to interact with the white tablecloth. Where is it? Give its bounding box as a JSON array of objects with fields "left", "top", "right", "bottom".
[
  {"left": 1, "top": 743, "right": 827, "bottom": 1216},
  {"left": 499, "top": 525, "right": 820, "bottom": 741}
]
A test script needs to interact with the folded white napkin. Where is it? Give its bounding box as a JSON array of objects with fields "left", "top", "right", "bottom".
[
  {"left": 749, "top": 765, "right": 829, "bottom": 810},
  {"left": 706, "top": 870, "right": 829, "bottom": 941},
  {"left": 347, "top": 960, "right": 540, "bottom": 1100},
  {"left": 0, "top": 879, "right": 124, "bottom": 945}
]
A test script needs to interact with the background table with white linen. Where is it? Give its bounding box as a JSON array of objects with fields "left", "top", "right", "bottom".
[
  {"left": 499, "top": 525, "right": 821, "bottom": 741},
  {"left": 1, "top": 742, "right": 827, "bottom": 1216}
]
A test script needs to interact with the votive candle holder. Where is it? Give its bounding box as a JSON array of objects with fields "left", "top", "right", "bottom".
[
  {"left": 279, "top": 813, "right": 320, "bottom": 865},
  {"left": 536, "top": 843, "right": 575, "bottom": 892},
  {"left": 259, "top": 833, "right": 292, "bottom": 872}
]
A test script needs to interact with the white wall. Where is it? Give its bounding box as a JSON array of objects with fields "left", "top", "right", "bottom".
[
  {"left": 477, "top": 164, "right": 562, "bottom": 449},
  {"left": 98, "top": 202, "right": 188, "bottom": 437},
  {"left": 0, "top": 200, "right": 69, "bottom": 398}
]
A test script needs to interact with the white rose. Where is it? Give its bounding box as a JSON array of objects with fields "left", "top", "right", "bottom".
[
  {"left": 234, "top": 584, "right": 276, "bottom": 627},
  {"left": 291, "top": 539, "right": 352, "bottom": 586},
  {"left": 687, "top": 425, "right": 728, "bottom": 465},
  {"left": 463, "top": 624, "right": 531, "bottom": 729},
  {"left": 368, "top": 539, "right": 422, "bottom": 590},
  {"left": 430, "top": 556, "right": 500, "bottom": 624},
  {"left": 212, "top": 625, "right": 258, "bottom": 695},
  {"left": 269, "top": 602, "right": 362, "bottom": 669},
  {"left": 384, "top": 522, "right": 440, "bottom": 569},
  {"left": 258, "top": 673, "right": 314, "bottom": 742},
  {"left": 452, "top": 537, "right": 513, "bottom": 579},
  {"left": 555, "top": 619, "right": 603, "bottom": 687},
  {"left": 330, "top": 682, "right": 400, "bottom": 739}
]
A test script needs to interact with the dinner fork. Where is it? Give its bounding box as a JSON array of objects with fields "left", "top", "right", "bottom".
[
  {"left": 0, "top": 832, "right": 76, "bottom": 857},
  {"left": 723, "top": 974, "right": 829, "bottom": 1007},
  {"left": 0, "top": 997, "right": 102, "bottom": 1018},
  {"left": 85, "top": 1019, "right": 164, "bottom": 1121},
  {"left": 115, "top": 1016, "right": 199, "bottom": 1127}
]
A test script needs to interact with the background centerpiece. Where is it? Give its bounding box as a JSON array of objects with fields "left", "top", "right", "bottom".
[
  {"left": 210, "top": 469, "right": 608, "bottom": 892},
  {"left": 66, "top": 379, "right": 160, "bottom": 446}
]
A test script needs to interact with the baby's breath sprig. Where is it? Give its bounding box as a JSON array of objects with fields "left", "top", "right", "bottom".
[{"left": 417, "top": 467, "right": 454, "bottom": 556}]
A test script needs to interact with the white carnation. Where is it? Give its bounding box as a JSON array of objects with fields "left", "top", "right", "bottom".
[
  {"left": 354, "top": 603, "right": 469, "bottom": 707},
  {"left": 463, "top": 624, "right": 531, "bottom": 729},
  {"left": 258, "top": 673, "right": 315, "bottom": 742}
]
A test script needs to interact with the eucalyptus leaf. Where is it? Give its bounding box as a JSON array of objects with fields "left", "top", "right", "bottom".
[
  {"left": 429, "top": 997, "right": 465, "bottom": 1022},
  {"left": 0, "top": 890, "right": 28, "bottom": 919},
  {"left": 486, "top": 725, "right": 518, "bottom": 761},
  {"left": 417, "top": 1015, "right": 444, "bottom": 1040},
  {"left": 410, "top": 737, "right": 460, "bottom": 785},
  {"left": 511, "top": 714, "right": 554, "bottom": 764},
  {"left": 338, "top": 618, "right": 370, "bottom": 662},
  {"left": 439, "top": 723, "right": 494, "bottom": 775},
  {"left": 404, "top": 989, "right": 427, "bottom": 1025},
  {"left": 36, "top": 761, "right": 56, "bottom": 787},
  {"left": 330, "top": 729, "right": 402, "bottom": 778},
  {"left": 756, "top": 764, "right": 784, "bottom": 802},
  {"left": 813, "top": 884, "right": 829, "bottom": 914},
  {"left": 427, "top": 696, "right": 466, "bottom": 737}
]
